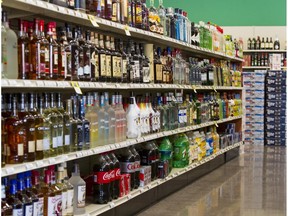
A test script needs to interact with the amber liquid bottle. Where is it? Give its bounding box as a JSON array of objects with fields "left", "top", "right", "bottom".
[
  {"left": 98, "top": 34, "right": 107, "bottom": 82},
  {"left": 1, "top": 185, "right": 13, "bottom": 215},
  {"left": 105, "top": 35, "right": 112, "bottom": 82},
  {"left": 28, "top": 93, "right": 44, "bottom": 160},
  {"left": 17, "top": 93, "right": 36, "bottom": 162},
  {"left": 31, "top": 170, "right": 44, "bottom": 216},
  {"left": 41, "top": 169, "right": 56, "bottom": 216},
  {"left": 46, "top": 22, "right": 59, "bottom": 80},
  {"left": 18, "top": 19, "right": 30, "bottom": 80},
  {"left": 57, "top": 27, "right": 68, "bottom": 80},
  {"left": 5, "top": 95, "right": 25, "bottom": 164},
  {"left": 89, "top": 31, "right": 98, "bottom": 82},
  {"left": 93, "top": 32, "right": 100, "bottom": 82}
]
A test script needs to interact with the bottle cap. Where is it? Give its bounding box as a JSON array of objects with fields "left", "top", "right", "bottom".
[{"left": 166, "top": 7, "right": 174, "bottom": 14}]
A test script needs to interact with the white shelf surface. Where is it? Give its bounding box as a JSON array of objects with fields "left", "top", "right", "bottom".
[
  {"left": 85, "top": 141, "right": 243, "bottom": 215},
  {"left": 1, "top": 79, "right": 243, "bottom": 91},
  {"left": 1, "top": 116, "right": 242, "bottom": 177},
  {"left": 2, "top": 0, "right": 243, "bottom": 62},
  {"left": 243, "top": 50, "right": 286, "bottom": 53}
]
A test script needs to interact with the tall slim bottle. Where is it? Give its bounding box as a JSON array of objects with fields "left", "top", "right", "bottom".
[
  {"left": 66, "top": 99, "right": 78, "bottom": 152},
  {"left": 86, "top": 93, "right": 99, "bottom": 148},
  {"left": 41, "top": 170, "right": 56, "bottom": 216},
  {"left": 23, "top": 172, "right": 39, "bottom": 216},
  {"left": 61, "top": 162, "right": 74, "bottom": 216},
  {"left": 79, "top": 96, "right": 90, "bottom": 150},
  {"left": 1, "top": 11, "right": 7, "bottom": 78},
  {"left": 98, "top": 34, "right": 107, "bottom": 82},
  {"left": 46, "top": 22, "right": 59, "bottom": 80},
  {"left": 105, "top": 93, "right": 116, "bottom": 144},
  {"left": 31, "top": 170, "right": 44, "bottom": 216},
  {"left": 158, "top": 0, "right": 166, "bottom": 35},
  {"left": 18, "top": 20, "right": 30, "bottom": 80},
  {"left": 98, "top": 95, "right": 109, "bottom": 145},
  {"left": 72, "top": 96, "right": 84, "bottom": 151},
  {"left": 6, "top": 179, "right": 23, "bottom": 215},
  {"left": 16, "top": 173, "right": 33, "bottom": 216}
]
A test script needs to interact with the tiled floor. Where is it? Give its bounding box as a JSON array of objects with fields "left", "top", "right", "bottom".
[{"left": 137, "top": 145, "right": 286, "bottom": 216}]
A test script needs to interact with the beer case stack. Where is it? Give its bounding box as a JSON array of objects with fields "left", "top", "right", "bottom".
[
  {"left": 243, "top": 71, "right": 266, "bottom": 145},
  {"left": 264, "top": 71, "right": 287, "bottom": 146}
]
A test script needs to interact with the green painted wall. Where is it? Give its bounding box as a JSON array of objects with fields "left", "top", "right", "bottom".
[{"left": 148, "top": 0, "right": 286, "bottom": 26}]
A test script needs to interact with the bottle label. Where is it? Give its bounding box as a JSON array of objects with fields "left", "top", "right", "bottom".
[
  {"left": 65, "top": 51, "right": 72, "bottom": 78},
  {"left": 47, "top": 196, "right": 57, "bottom": 215},
  {"left": 18, "top": 143, "right": 24, "bottom": 156},
  {"left": 54, "top": 194, "right": 62, "bottom": 214},
  {"left": 112, "top": 3, "right": 117, "bottom": 17},
  {"left": 53, "top": 137, "right": 58, "bottom": 148},
  {"left": 142, "top": 66, "right": 150, "bottom": 83},
  {"left": 62, "top": 191, "right": 67, "bottom": 214},
  {"left": 178, "top": 108, "right": 187, "bottom": 124},
  {"left": 115, "top": 168, "right": 121, "bottom": 180},
  {"left": 106, "top": 55, "right": 111, "bottom": 77},
  {"left": 100, "top": 54, "right": 106, "bottom": 76},
  {"left": 77, "top": 185, "right": 86, "bottom": 208},
  {"left": 53, "top": 46, "right": 58, "bottom": 67},
  {"left": 156, "top": 64, "right": 163, "bottom": 81},
  {"left": 13, "top": 208, "right": 23, "bottom": 216},
  {"left": 134, "top": 160, "right": 140, "bottom": 171},
  {"left": 135, "top": 5, "right": 142, "bottom": 24},
  {"left": 25, "top": 204, "right": 33, "bottom": 216},
  {"left": 112, "top": 56, "right": 118, "bottom": 78},
  {"left": 43, "top": 138, "right": 50, "bottom": 150},
  {"left": 65, "top": 134, "right": 70, "bottom": 146},
  {"left": 67, "top": 189, "right": 74, "bottom": 214},
  {"left": 33, "top": 201, "right": 39, "bottom": 216},
  {"left": 93, "top": 171, "right": 110, "bottom": 184},
  {"left": 28, "top": 140, "right": 35, "bottom": 153},
  {"left": 36, "top": 139, "right": 44, "bottom": 151},
  {"left": 38, "top": 197, "right": 44, "bottom": 216},
  {"left": 91, "top": 50, "right": 99, "bottom": 78},
  {"left": 120, "top": 162, "right": 135, "bottom": 173}
]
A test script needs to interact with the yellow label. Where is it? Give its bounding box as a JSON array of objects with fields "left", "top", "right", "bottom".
[
  {"left": 156, "top": 64, "right": 162, "bottom": 81},
  {"left": 100, "top": 54, "right": 106, "bottom": 76},
  {"left": 106, "top": 55, "right": 111, "bottom": 76},
  {"left": 88, "top": 14, "right": 99, "bottom": 27},
  {"left": 71, "top": 81, "right": 83, "bottom": 95}
]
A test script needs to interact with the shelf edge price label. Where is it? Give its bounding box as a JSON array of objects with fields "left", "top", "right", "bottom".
[
  {"left": 71, "top": 81, "right": 83, "bottom": 95},
  {"left": 212, "top": 86, "right": 217, "bottom": 92},
  {"left": 88, "top": 14, "right": 100, "bottom": 27},
  {"left": 124, "top": 25, "right": 131, "bottom": 36},
  {"left": 214, "top": 121, "right": 219, "bottom": 127}
]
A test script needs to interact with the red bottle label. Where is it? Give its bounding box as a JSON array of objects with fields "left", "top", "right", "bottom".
[
  {"left": 115, "top": 168, "right": 121, "bottom": 179},
  {"left": 93, "top": 171, "right": 110, "bottom": 184},
  {"left": 109, "top": 169, "right": 115, "bottom": 182}
]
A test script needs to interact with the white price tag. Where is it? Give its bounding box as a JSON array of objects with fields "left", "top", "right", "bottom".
[
  {"left": 6, "top": 167, "right": 15, "bottom": 175},
  {"left": 25, "top": 163, "right": 34, "bottom": 170},
  {"left": 109, "top": 202, "right": 115, "bottom": 208},
  {"left": 49, "top": 158, "right": 56, "bottom": 164},
  {"left": 127, "top": 194, "right": 132, "bottom": 199},
  {"left": 36, "top": 0, "right": 46, "bottom": 7},
  {"left": 35, "top": 160, "right": 44, "bottom": 167},
  {"left": 124, "top": 25, "right": 131, "bottom": 36}
]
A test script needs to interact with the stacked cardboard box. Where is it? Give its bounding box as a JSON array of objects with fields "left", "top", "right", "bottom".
[
  {"left": 243, "top": 71, "right": 266, "bottom": 145},
  {"left": 264, "top": 71, "right": 286, "bottom": 146}
]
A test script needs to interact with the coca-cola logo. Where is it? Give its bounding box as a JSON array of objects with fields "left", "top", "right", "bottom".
[
  {"left": 103, "top": 172, "right": 110, "bottom": 181},
  {"left": 127, "top": 163, "right": 135, "bottom": 171},
  {"left": 115, "top": 168, "right": 121, "bottom": 177}
]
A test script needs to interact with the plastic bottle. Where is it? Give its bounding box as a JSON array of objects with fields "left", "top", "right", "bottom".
[{"left": 109, "top": 152, "right": 120, "bottom": 199}]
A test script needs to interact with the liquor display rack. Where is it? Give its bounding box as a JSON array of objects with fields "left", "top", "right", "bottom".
[
  {"left": 1, "top": 115, "right": 242, "bottom": 177},
  {"left": 1, "top": 79, "right": 243, "bottom": 91},
  {"left": 243, "top": 50, "right": 286, "bottom": 53},
  {"left": 85, "top": 141, "right": 243, "bottom": 216},
  {"left": 2, "top": 0, "right": 244, "bottom": 62},
  {"left": 242, "top": 66, "right": 286, "bottom": 70}
]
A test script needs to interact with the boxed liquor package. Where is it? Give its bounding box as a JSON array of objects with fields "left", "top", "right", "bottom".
[
  {"left": 264, "top": 70, "right": 286, "bottom": 146},
  {"left": 243, "top": 71, "right": 266, "bottom": 145}
]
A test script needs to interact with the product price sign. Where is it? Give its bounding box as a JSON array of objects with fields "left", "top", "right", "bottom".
[
  {"left": 88, "top": 14, "right": 100, "bottom": 27},
  {"left": 124, "top": 25, "right": 131, "bottom": 36},
  {"left": 71, "top": 81, "right": 83, "bottom": 95}
]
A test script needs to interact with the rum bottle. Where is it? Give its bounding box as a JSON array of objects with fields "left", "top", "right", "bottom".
[
  {"left": 105, "top": 35, "right": 112, "bottom": 82},
  {"left": 98, "top": 34, "right": 107, "bottom": 82}
]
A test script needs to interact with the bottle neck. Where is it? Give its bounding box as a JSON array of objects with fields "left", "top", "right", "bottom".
[
  {"left": 66, "top": 99, "right": 73, "bottom": 117},
  {"left": 18, "top": 94, "right": 28, "bottom": 112}
]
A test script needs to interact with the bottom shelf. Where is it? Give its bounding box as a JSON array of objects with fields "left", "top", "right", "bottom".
[{"left": 85, "top": 141, "right": 243, "bottom": 216}]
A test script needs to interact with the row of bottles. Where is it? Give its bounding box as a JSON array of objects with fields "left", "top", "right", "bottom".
[
  {"left": 1, "top": 162, "right": 85, "bottom": 216},
  {"left": 1, "top": 91, "right": 242, "bottom": 167},
  {"left": 247, "top": 36, "right": 281, "bottom": 50},
  {"left": 243, "top": 53, "right": 286, "bottom": 67}
]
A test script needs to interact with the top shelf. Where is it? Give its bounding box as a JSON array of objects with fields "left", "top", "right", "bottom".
[
  {"left": 3, "top": 0, "right": 243, "bottom": 62},
  {"left": 243, "top": 50, "right": 287, "bottom": 53}
]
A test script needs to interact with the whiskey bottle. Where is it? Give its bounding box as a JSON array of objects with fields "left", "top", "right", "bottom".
[
  {"left": 79, "top": 96, "right": 90, "bottom": 150},
  {"left": 154, "top": 48, "right": 163, "bottom": 83},
  {"left": 46, "top": 22, "right": 59, "bottom": 80},
  {"left": 41, "top": 169, "right": 56, "bottom": 216},
  {"left": 140, "top": 43, "right": 150, "bottom": 83},
  {"left": 119, "top": 39, "right": 128, "bottom": 83},
  {"left": 65, "top": 99, "right": 78, "bottom": 152},
  {"left": 1, "top": 184, "right": 13, "bottom": 215},
  {"left": 57, "top": 27, "right": 68, "bottom": 80},
  {"left": 98, "top": 34, "right": 107, "bottom": 82},
  {"left": 28, "top": 93, "right": 44, "bottom": 160},
  {"left": 6, "top": 179, "right": 23, "bottom": 215},
  {"left": 29, "top": 19, "right": 49, "bottom": 80},
  {"left": 56, "top": 93, "right": 71, "bottom": 153},
  {"left": 38, "top": 95, "right": 51, "bottom": 158},
  {"left": 105, "top": 35, "right": 112, "bottom": 82},
  {"left": 112, "top": 0, "right": 121, "bottom": 22},
  {"left": 110, "top": 36, "right": 118, "bottom": 82},
  {"left": 128, "top": 40, "right": 141, "bottom": 83},
  {"left": 17, "top": 93, "right": 36, "bottom": 162},
  {"left": 31, "top": 170, "right": 44, "bottom": 216},
  {"left": 92, "top": 32, "right": 100, "bottom": 82},
  {"left": 88, "top": 31, "right": 97, "bottom": 82},
  {"left": 18, "top": 20, "right": 30, "bottom": 80},
  {"left": 16, "top": 173, "right": 33, "bottom": 216},
  {"left": 135, "top": 43, "right": 143, "bottom": 83}
]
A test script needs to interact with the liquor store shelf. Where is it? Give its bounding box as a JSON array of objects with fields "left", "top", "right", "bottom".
[
  {"left": 243, "top": 49, "right": 287, "bottom": 53},
  {"left": 242, "top": 66, "right": 286, "bottom": 70},
  {"left": 1, "top": 79, "right": 243, "bottom": 91},
  {"left": 2, "top": 0, "right": 243, "bottom": 63},
  {"left": 85, "top": 141, "right": 243, "bottom": 216},
  {"left": 1, "top": 116, "right": 242, "bottom": 177}
]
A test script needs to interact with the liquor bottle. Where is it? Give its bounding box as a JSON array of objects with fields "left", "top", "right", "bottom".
[
  {"left": 104, "top": 94, "right": 116, "bottom": 144},
  {"left": 114, "top": 94, "right": 123, "bottom": 142},
  {"left": 119, "top": 39, "right": 128, "bottom": 82},
  {"left": 140, "top": 44, "right": 150, "bottom": 83},
  {"left": 269, "top": 37, "right": 273, "bottom": 50},
  {"left": 110, "top": 37, "right": 118, "bottom": 82},
  {"left": 261, "top": 53, "right": 265, "bottom": 66},
  {"left": 75, "top": 0, "right": 86, "bottom": 12},
  {"left": 4, "top": 95, "right": 25, "bottom": 164},
  {"left": 141, "top": 0, "right": 148, "bottom": 30},
  {"left": 130, "top": 0, "right": 136, "bottom": 27},
  {"left": 65, "top": 99, "right": 78, "bottom": 152},
  {"left": 2, "top": 11, "right": 18, "bottom": 79},
  {"left": 27, "top": 93, "right": 44, "bottom": 160},
  {"left": 148, "top": 0, "right": 158, "bottom": 33},
  {"left": 30, "top": 19, "right": 49, "bottom": 80},
  {"left": 1, "top": 184, "right": 13, "bottom": 215},
  {"left": 265, "top": 37, "right": 269, "bottom": 50},
  {"left": 85, "top": 93, "right": 98, "bottom": 148},
  {"left": 126, "top": 97, "right": 141, "bottom": 138},
  {"left": 128, "top": 40, "right": 141, "bottom": 83},
  {"left": 18, "top": 20, "right": 30, "bottom": 80},
  {"left": 118, "top": 94, "right": 127, "bottom": 141},
  {"left": 57, "top": 27, "right": 68, "bottom": 80},
  {"left": 6, "top": 179, "right": 23, "bottom": 215},
  {"left": 98, "top": 34, "right": 107, "bottom": 82},
  {"left": 56, "top": 93, "right": 71, "bottom": 153},
  {"left": 65, "top": 24, "right": 79, "bottom": 81},
  {"left": 105, "top": 0, "right": 112, "bottom": 20},
  {"left": 251, "top": 37, "right": 256, "bottom": 50},
  {"left": 23, "top": 172, "right": 39, "bottom": 216},
  {"left": 31, "top": 170, "right": 44, "bottom": 216},
  {"left": 113, "top": 38, "right": 123, "bottom": 83},
  {"left": 16, "top": 173, "right": 33, "bottom": 216},
  {"left": 56, "top": 165, "right": 68, "bottom": 216},
  {"left": 42, "top": 93, "right": 59, "bottom": 157},
  {"left": 41, "top": 169, "right": 56, "bottom": 216},
  {"left": 135, "top": 0, "right": 143, "bottom": 29},
  {"left": 154, "top": 48, "right": 163, "bottom": 83},
  {"left": 1, "top": 11, "right": 7, "bottom": 78},
  {"left": 71, "top": 96, "right": 84, "bottom": 151},
  {"left": 255, "top": 36, "right": 260, "bottom": 50},
  {"left": 50, "top": 93, "right": 64, "bottom": 155},
  {"left": 104, "top": 35, "right": 112, "bottom": 82},
  {"left": 146, "top": 94, "right": 157, "bottom": 133},
  {"left": 46, "top": 22, "right": 59, "bottom": 80},
  {"left": 166, "top": 7, "right": 175, "bottom": 38},
  {"left": 89, "top": 31, "right": 97, "bottom": 82},
  {"left": 120, "top": 0, "right": 128, "bottom": 24},
  {"left": 98, "top": 95, "right": 109, "bottom": 145},
  {"left": 158, "top": 0, "right": 166, "bottom": 35},
  {"left": 74, "top": 27, "right": 85, "bottom": 80},
  {"left": 260, "top": 37, "right": 265, "bottom": 50},
  {"left": 79, "top": 96, "right": 90, "bottom": 150},
  {"left": 17, "top": 93, "right": 36, "bottom": 162},
  {"left": 274, "top": 36, "right": 280, "bottom": 50},
  {"left": 82, "top": 30, "right": 92, "bottom": 81},
  {"left": 111, "top": 0, "right": 120, "bottom": 22},
  {"left": 135, "top": 43, "right": 143, "bottom": 82},
  {"left": 61, "top": 162, "right": 74, "bottom": 216},
  {"left": 247, "top": 38, "right": 252, "bottom": 50},
  {"left": 69, "top": 163, "right": 86, "bottom": 215}
]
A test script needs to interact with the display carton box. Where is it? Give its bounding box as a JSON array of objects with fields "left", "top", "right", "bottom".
[
  {"left": 266, "top": 100, "right": 286, "bottom": 108},
  {"left": 265, "top": 138, "right": 286, "bottom": 146},
  {"left": 265, "top": 85, "right": 286, "bottom": 93},
  {"left": 265, "top": 93, "right": 287, "bottom": 101},
  {"left": 266, "top": 71, "right": 286, "bottom": 78}
]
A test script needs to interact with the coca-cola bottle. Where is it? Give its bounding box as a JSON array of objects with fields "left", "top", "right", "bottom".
[
  {"left": 117, "top": 148, "right": 135, "bottom": 190},
  {"left": 140, "top": 142, "right": 156, "bottom": 180},
  {"left": 104, "top": 153, "right": 114, "bottom": 201},
  {"left": 108, "top": 152, "right": 120, "bottom": 199},
  {"left": 151, "top": 141, "right": 160, "bottom": 181},
  {"left": 93, "top": 154, "right": 111, "bottom": 204},
  {"left": 129, "top": 146, "right": 140, "bottom": 189}
]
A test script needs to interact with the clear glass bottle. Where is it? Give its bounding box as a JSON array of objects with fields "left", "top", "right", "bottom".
[
  {"left": 65, "top": 99, "right": 78, "bottom": 152},
  {"left": 79, "top": 96, "right": 90, "bottom": 150},
  {"left": 68, "top": 163, "right": 86, "bottom": 215},
  {"left": 72, "top": 96, "right": 84, "bottom": 151},
  {"left": 56, "top": 165, "right": 68, "bottom": 216},
  {"left": 46, "top": 22, "right": 59, "bottom": 80},
  {"left": 158, "top": 0, "right": 166, "bottom": 35},
  {"left": 126, "top": 96, "right": 141, "bottom": 138},
  {"left": 106, "top": 93, "right": 116, "bottom": 144},
  {"left": 61, "top": 162, "right": 74, "bottom": 216},
  {"left": 1, "top": 11, "right": 7, "bottom": 78},
  {"left": 18, "top": 20, "right": 30, "bottom": 80}
]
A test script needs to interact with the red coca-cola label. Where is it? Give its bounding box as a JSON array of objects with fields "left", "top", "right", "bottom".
[
  {"left": 139, "top": 173, "right": 145, "bottom": 181},
  {"left": 120, "top": 162, "right": 135, "bottom": 173},
  {"left": 119, "top": 175, "right": 125, "bottom": 197},
  {"left": 115, "top": 168, "right": 121, "bottom": 179},
  {"left": 123, "top": 174, "right": 131, "bottom": 195},
  {"left": 109, "top": 169, "right": 115, "bottom": 182},
  {"left": 93, "top": 171, "right": 110, "bottom": 184}
]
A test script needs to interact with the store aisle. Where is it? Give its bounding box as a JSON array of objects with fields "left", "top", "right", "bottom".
[{"left": 137, "top": 145, "right": 286, "bottom": 216}]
